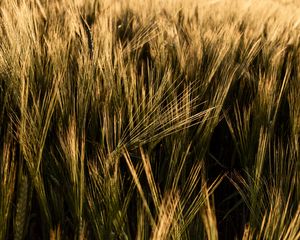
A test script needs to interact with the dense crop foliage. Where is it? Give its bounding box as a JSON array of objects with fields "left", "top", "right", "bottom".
[{"left": 0, "top": 0, "right": 299, "bottom": 239}]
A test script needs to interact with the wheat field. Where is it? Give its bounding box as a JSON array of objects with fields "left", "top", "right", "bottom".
[{"left": 0, "top": 0, "right": 299, "bottom": 239}]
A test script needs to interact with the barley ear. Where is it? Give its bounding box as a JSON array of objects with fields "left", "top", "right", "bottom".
[{"left": 80, "top": 15, "right": 94, "bottom": 60}]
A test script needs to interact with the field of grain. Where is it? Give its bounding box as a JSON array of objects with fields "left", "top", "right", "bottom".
[{"left": 0, "top": 0, "right": 299, "bottom": 239}]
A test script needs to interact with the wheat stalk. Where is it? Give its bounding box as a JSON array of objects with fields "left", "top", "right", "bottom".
[{"left": 14, "top": 174, "right": 28, "bottom": 240}]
